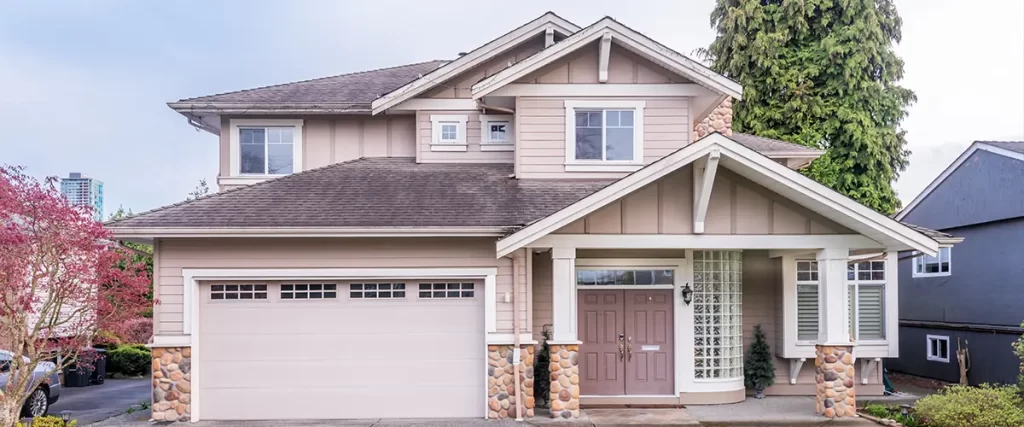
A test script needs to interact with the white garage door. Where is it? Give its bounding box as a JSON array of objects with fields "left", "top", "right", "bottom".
[{"left": 198, "top": 281, "right": 484, "bottom": 420}]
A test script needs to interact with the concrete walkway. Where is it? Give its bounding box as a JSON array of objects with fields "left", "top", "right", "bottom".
[{"left": 687, "top": 396, "right": 875, "bottom": 426}]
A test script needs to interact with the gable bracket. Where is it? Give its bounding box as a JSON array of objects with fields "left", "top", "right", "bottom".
[
  {"left": 598, "top": 32, "right": 612, "bottom": 83},
  {"left": 693, "top": 149, "right": 721, "bottom": 234},
  {"left": 545, "top": 28, "right": 555, "bottom": 48}
]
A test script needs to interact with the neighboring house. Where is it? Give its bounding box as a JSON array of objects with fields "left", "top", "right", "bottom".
[
  {"left": 107, "top": 13, "right": 954, "bottom": 422},
  {"left": 889, "top": 141, "right": 1024, "bottom": 385},
  {"left": 60, "top": 172, "right": 104, "bottom": 220}
]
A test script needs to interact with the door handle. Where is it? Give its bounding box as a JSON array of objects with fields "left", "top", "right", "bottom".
[
  {"left": 618, "top": 334, "right": 625, "bottom": 361},
  {"left": 627, "top": 336, "right": 633, "bottom": 361}
]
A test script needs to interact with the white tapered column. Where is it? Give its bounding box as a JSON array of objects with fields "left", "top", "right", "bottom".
[{"left": 550, "top": 246, "right": 577, "bottom": 342}]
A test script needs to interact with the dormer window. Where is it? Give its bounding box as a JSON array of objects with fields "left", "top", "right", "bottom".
[
  {"left": 430, "top": 114, "right": 468, "bottom": 151},
  {"left": 564, "top": 100, "right": 645, "bottom": 172},
  {"left": 227, "top": 119, "right": 304, "bottom": 185},
  {"left": 480, "top": 114, "right": 514, "bottom": 151}
]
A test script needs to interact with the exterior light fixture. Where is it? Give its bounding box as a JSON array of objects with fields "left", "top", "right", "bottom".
[
  {"left": 681, "top": 283, "right": 693, "bottom": 305},
  {"left": 61, "top": 411, "right": 72, "bottom": 426},
  {"left": 900, "top": 404, "right": 911, "bottom": 418}
]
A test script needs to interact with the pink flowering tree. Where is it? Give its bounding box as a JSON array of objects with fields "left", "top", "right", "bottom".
[{"left": 0, "top": 166, "right": 151, "bottom": 425}]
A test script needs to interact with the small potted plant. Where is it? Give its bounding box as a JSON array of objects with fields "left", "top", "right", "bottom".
[{"left": 745, "top": 324, "right": 775, "bottom": 399}]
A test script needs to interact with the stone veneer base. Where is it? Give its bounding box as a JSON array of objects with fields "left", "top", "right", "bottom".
[
  {"left": 815, "top": 345, "right": 856, "bottom": 418},
  {"left": 548, "top": 344, "right": 580, "bottom": 419},
  {"left": 152, "top": 347, "right": 191, "bottom": 422},
  {"left": 487, "top": 345, "right": 535, "bottom": 419}
]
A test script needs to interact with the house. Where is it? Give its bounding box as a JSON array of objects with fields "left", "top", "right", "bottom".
[
  {"left": 888, "top": 141, "right": 1024, "bottom": 385},
  {"left": 107, "top": 13, "right": 955, "bottom": 422}
]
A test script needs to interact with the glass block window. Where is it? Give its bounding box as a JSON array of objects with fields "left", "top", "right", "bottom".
[
  {"left": 418, "top": 283, "right": 474, "bottom": 298},
  {"left": 281, "top": 284, "right": 337, "bottom": 300},
  {"left": 576, "top": 269, "right": 674, "bottom": 286},
  {"left": 349, "top": 283, "right": 405, "bottom": 299},
  {"left": 210, "top": 284, "right": 267, "bottom": 300},
  {"left": 692, "top": 250, "right": 743, "bottom": 381}
]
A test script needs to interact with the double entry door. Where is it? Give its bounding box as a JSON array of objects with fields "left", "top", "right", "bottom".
[{"left": 577, "top": 289, "right": 674, "bottom": 396}]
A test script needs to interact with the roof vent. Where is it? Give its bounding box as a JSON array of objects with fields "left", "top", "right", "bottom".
[{"left": 457, "top": 52, "right": 468, "bottom": 57}]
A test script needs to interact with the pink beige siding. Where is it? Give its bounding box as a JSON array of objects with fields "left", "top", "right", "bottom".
[
  {"left": 553, "top": 168, "right": 853, "bottom": 235},
  {"left": 516, "top": 96, "right": 691, "bottom": 179},
  {"left": 531, "top": 252, "right": 552, "bottom": 338},
  {"left": 517, "top": 43, "right": 688, "bottom": 85},
  {"left": 153, "top": 238, "right": 525, "bottom": 335},
  {"left": 416, "top": 110, "right": 514, "bottom": 163},
  {"left": 425, "top": 36, "right": 546, "bottom": 99}
]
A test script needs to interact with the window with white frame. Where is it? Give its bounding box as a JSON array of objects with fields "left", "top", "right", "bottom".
[
  {"left": 795, "top": 261, "right": 820, "bottom": 341},
  {"left": 480, "top": 114, "right": 513, "bottom": 147},
  {"left": 430, "top": 115, "right": 468, "bottom": 150},
  {"left": 564, "top": 101, "right": 644, "bottom": 168},
  {"left": 240, "top": 127, "right": 295, "bottom": 175},
  {"left": 927, "top": 335, "right": 950, "bottom": 362},
  {"left": 210, "top": 284, "right": 267, "bottom": 300},
  {"left": 692, "top": 250, "right": 743, "bottom": 380},
  {"left": 848, "top": 261, "right": 886, "bottom": 340},
  {"left": 914, "top": 247, "right": 951, "bottom": 277}
]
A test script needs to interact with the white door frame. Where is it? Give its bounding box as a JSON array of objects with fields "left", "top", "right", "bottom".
[{"left": 181, "top": 267, "right": 498, "bottom": 422}]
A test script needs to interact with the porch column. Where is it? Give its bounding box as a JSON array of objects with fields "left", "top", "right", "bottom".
[
  {"left": 548, "top": 246, "right": 580, "bottom": 419},
  {"left": 814, "top": 248, "right": 856, "bottom": 418}
]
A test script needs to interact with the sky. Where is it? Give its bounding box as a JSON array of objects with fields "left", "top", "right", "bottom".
[{"left": 1, "top": 0, "right": 1022, "bottom": 217}]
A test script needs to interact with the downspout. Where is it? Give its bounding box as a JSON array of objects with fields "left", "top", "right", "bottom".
[{"left": 511, "top": 252, "right": 523, "bottom": 421}]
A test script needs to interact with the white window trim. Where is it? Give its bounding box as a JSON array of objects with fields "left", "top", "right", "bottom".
[
  {"left": 480, "top": 114, "right": 514, "bottom": 151},
  {"left": 430, "top": 114, "right": 468, "bottom": 151},
  {"left": 227, "top": 119, "right": 304, "bottom": 180},
  {"left": 913, "top": 247, "right": 952, "bottom": 278},
  {"left": 794, "top": 260, "right": 819, "bottom": 344},
  {"left": 564, "top": 100, "right": 645, "bottom": 171},
  {"left": 926, "top": 334, "right": 950, "bottom": 363}
]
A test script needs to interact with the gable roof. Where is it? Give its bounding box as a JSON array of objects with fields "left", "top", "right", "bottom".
[
  {"left": 496, "top": 133, "right": 939, "bottom": 257},
  {"left": 896, "top": 141, "right": 1024, "bottom": 221},
  {"left": 471, "top": 17, "right": 742, "bottom": 100},
  {"left": 167, "top": 61, "right": 448, "bottom": 115},
  {"left": 370, "top": 12, "right": 580, "bottom": 115},
  {"left": 730, "top": 133, "right": 824, "bottom": 157}
]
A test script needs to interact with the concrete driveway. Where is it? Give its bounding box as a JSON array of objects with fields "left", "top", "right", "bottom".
[{"left": 50, "top": 378, "right": 150, "bottom": 425}]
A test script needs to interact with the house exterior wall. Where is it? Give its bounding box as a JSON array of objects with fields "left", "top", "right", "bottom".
[
  {"left": 552, "top": 168, "right": 852, "bottom": 235},
  {"left": 901, "top": 150, "right": 1024, "bottom": 230},
  {"left": 152, "top": 237, "right": 524, "bottom": 336},
  {"left": 415, "top": 110, "right": 514, "bottom": 163},
  {"left": 887, "top": 326, "right": 1020, "bottom": 385},
  {"left": 516, "top": 43, "right": 687, "bottom": 85},
  {"left": 425, "top": 36, "right": 546, "bottom": 99}
]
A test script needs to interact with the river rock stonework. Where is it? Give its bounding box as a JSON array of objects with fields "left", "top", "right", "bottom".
[
  {"left": 152, "top": 347, "right": 191, "bottom": 422},
  {"left": 487, "top": 345, "right": 535, "bottom": 419},
  {"left": 548, "top": 344, "right": 580, "bottom": 419},
  {"left": 693, "top": 97, "right": 734, "bottom": 140},
  {"left": 815, "top": 345, "right": 856, "bottom": 418}
]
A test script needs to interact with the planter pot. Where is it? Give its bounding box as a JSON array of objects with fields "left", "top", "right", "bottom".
[{"left": 754, "top": 385, "right": 766, "bottom": 399}]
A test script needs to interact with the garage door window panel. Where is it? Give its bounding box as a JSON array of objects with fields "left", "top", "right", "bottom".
[
  {"left": 281, "top": 283, "right": 337, "bottom": 300},
  {"left": 210, "top": 284, "right": 267, "bottom": 300},
  {"left": 418, "top": 283, "right": 474, "bottom": 299},
  {"left": 350, "top": 283, "right": 406, "bottom": 299}
]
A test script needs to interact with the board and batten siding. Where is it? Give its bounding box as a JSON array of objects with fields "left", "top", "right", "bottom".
[
  {"left": 516, "top": 96, "right": 691, "bottom": 179},
  {"left": 516, "top": 42, "right": 689, "bottom": 85},
  {"left": 416, "top": 110, "right": 514, "bottom": 163},
  {"left": 425, "top": 35, "right": 546, "bottom": 99},
  {"left": 553, "top": 168, "right": 853, "bottom": 235},
  {"left": 152, "top": 238, "right": 525, "bottom": 336}
]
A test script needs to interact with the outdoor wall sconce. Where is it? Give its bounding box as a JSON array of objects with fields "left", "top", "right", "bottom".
[{"left": 681, "top": 283, "right": 693, "bottom": 305}]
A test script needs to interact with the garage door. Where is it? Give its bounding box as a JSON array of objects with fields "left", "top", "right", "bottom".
[{"left": 198, "top": 281, "right": 484, "bottom": 420}]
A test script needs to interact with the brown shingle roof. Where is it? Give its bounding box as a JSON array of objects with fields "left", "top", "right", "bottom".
[
  {"left": 730, "top": 133, "right": 824, "bottom": 156},
  {"left": 175, "top": 61, "right": 448, "bottom": 108},
  {"left": 107, "top": 158, "right": 611, "bottom": 229}
]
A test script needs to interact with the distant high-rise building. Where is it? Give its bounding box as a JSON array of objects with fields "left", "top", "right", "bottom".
[{"left": 60, "top": 172, "right": 104, "bottom": 220}]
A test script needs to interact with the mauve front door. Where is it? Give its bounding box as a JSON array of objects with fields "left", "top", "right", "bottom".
[{"left": 578, "top": 289, "right": 674, "bottom": 396}]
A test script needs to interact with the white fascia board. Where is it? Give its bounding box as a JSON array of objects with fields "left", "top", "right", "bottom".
[
  {"left": 496, "top": 133, "right": 938, "bottom": 257},
  {"left": 897, "top": 142, "right": 1024, "bottom": 220},
  {"left": 109, "top": 227, "right": 508, "bottom": 238},
  {"left": 370, "top": 13, "right": 579, "bottom": 115},
  {"left": 472, "top": 18, "right": 743, "bottom": 100}
]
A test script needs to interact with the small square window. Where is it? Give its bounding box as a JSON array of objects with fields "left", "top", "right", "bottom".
[
  {"left": 440, "top": 123, "right": 458, "bottom": 142},
  {"left": 210, "top": 283, "right": 267, "bottom": 301},
  {"left": 927, "top": 335, "right": 950, "bottom": 362},
  {"left": 418, "top": 283, "right": 474, "bottom": 299},
  {"left": 281, "top": 283, "right": 337, "bottom": 300},
  {"left": 350, "top": 283, "right": 406, "bottom": 299}
]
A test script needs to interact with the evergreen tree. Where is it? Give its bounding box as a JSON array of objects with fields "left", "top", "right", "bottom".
[
  {"left": 704, "top": 0, "right": 915, "bottom": 214},
  {"left": 745, "top": 324, "right": 775, "bottom": 395}
]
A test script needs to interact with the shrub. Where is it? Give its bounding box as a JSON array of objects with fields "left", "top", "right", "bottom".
[
  {"left": 119, "top": 317, "right": 153, "bottom": 344},
  {"left": 107, "top": 347, "right": 151, "bottom": 377},
  {"left": 744, "top": 324, "right": 775, "bottom": 394},
  {"left": 19, "top": 416, "right": 77, "bottom": 427},
  {"left": 533, "top": 328, "right": 552, "bottom": 408},
  {"left": 914, "top": 384, "right": 1024, "bottom": 427},
  {"left": 1013, "top": 322, "right": 1024, "bottom": 394}
]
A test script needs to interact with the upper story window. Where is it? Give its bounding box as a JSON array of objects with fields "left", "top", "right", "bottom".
[
  {"left": 480, "top": 114, "right": 514, "bottom": 151},
  {"left": 564, "top": 100, "right": 645, "bottom": 172},
  {"left": 228, "top": 119, "right": 304, "bottom": 182},
  {"left": 430, "top": 114, "right": 468, "bottom": 151},
  {"left": 913, "top": 247, "right": 951, "bottom": 277}
]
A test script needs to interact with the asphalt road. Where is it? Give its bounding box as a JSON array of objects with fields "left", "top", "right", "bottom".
[{"left": 49, "top": 378, "right": 150, "bottom": 424}]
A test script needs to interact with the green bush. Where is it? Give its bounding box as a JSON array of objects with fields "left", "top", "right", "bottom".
[
  {"left": 107, "top": 347, "right": 151, "bottom": 377},
  {"left": 914, "top": 384, "right": 1024, "bottom": 427},
  {"left": 19, "top": 416, "right": 77, "bottom": 427}
]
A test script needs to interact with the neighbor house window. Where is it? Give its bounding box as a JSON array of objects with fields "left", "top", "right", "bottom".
[
  {"left": 795, "top": 261, "right": 820, "bottom": 341},
  {"left": 240, "top": 127, "right": 295, "bottom": 175},
  {"left": 350, "top": 283, "right": 405, "bottom": 299},
  {"left": 418, "top": 283, "right": 474, "bottom": 298},
  {"left": 281, "top": 284, "right": 337, "bottom": 300},
  {"left": 430, "top": 115, "right": 468, "bottom": 151},
  {"left": 913, "top": 247, "right": 951, "bottom": 277},
  {"left": 480, "top": 114, "right": 513, "bottom": 151},
  {"left": 210, "top": 284, "right": 267, "bottom": 300},
  {"left": 564, "top": 100, "right": 645, "bottom": 170},
  {"left": 848, "top": 261, "right": 886, "bottom": 340},
  {"left": 693, "top": 250, "right": 743, "bottom": 381},
  {"left": 927, "top": 335, "right": 950, "bottom": 362}
]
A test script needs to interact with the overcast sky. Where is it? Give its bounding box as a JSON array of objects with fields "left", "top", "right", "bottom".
[{"left": 1, "top": 0, "right": 1022, "bottom": 217}]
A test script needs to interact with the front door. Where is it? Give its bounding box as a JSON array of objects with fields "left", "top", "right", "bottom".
[{"left": 578, "top": 289, "right": 674, "bottom": 396}]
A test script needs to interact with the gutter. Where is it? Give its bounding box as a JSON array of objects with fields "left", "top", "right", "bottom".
[
  {"left": 167, "top": 102, "right": 373, "bottom": 115},
  {"left": 108, "top": 226, "right": 509, "bottom": 239}
]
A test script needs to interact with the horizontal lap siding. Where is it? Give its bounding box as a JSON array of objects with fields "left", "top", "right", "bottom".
[
  {"left": 517, "top": 97, "right": 690, "bottom": 179},
  {"left": 416, "top": 110, "right": 514, "bottom": 163},
  {"left": 153, "top": 238, "right": 522, "bottom": 335}
]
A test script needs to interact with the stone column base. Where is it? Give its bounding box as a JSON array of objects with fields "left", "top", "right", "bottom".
[
  {"left": 487, "top": 344, "right": 535, "bottom": 419},
  {"left": 152, "top": 347, "right": 191, "bottom": 422},
  {"left": 549, "top": 344, "right": 580, "bottom": 419},
  {"left": 815, "top": 345, "right": 855, "bottom": 418}
]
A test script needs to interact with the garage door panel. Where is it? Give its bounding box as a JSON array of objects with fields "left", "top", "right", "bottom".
[
  {"left": 201, "top": 357, "right": 481, "bottom": 389},
  {"left": 202, "top": 304, "right": 481, "bottom": 335},
  {"left": 203, "top": 332, "right": 479, "bottom": 361}
]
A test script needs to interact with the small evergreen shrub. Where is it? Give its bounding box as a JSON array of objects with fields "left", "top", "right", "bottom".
[
  {"left": 107, "top": 347, "right": 151, "bottom": 377},
  {"left": 914, "top": 384, "right": 1024, "bottom": 427},
  {"left": 533, "top": 328, "right": 552, "bottom": 408},
  {"left": 743, "top": 324, "right": 775, "bottom": 396}
]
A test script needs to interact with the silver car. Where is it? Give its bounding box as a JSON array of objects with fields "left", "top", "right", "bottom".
[{"left": 0, "top": 350, "right": 62, "bottom": 418}]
